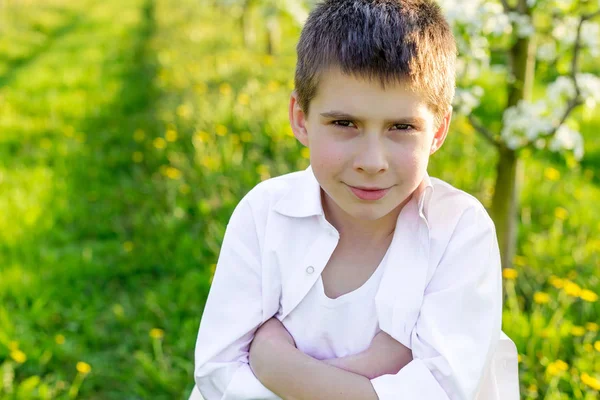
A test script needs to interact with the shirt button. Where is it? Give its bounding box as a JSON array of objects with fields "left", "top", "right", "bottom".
[{"left": 306, "top": 266, "right": 314, "bottom": 274}]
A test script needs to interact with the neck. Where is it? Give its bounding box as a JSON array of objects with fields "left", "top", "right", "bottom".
[{"left": 322, "top": 190, "right": 412, "bottom": 246}]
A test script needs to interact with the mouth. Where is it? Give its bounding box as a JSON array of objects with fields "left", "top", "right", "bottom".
[{"left": 346, "top": 184, "right": 391, "bottom": 201}]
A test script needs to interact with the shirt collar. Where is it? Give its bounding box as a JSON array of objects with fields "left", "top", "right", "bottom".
[{"left": 273, "top": 165, "right": 434, "bottom": 224}]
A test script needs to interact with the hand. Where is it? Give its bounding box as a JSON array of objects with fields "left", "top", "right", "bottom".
[
  {"left": 321, "top": 330, "right": 413, "bottom": 380},
  {"left": 366, "top": 330, "right": 413, "bottom": 376}
]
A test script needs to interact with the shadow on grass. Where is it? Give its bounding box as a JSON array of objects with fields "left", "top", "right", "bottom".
[
  {"left": 0, "top": 9, "right": 82, "bottom": 89},
  {"left": 1, "top": 0, "right": 203, "bottom": 399}
]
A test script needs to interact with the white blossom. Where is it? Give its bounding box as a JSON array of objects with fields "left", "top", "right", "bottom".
[
  {"left": 501, "top": 100, "right": 554, "bottom": 148},
  {"left": 481, "top": 3, "right": 512, "bottom": 36},
  {"left": 552, "top": 16, "right": 579, "bottom": 45},
  {"left": 508, "top": 12, "right": 535, "bottom": 38},
  {"left": 581, "top": 22, "right": 600, "bottom": 55},
  {"left": 547, "top": 76, "right": 576, "bottom": 103},
  {"left": 537, "top": 42, "right": 557, "bottom": 62},
  {"left": 576, "top": 73, "right": 600, "bottom": 110},
  {"left": 546, "top": 74, "right": 600, "bottom": 115},
  {"left": 549, "top": 125, "right": 584, "bottom": 160},
  {"left": 453, "top": 86, "right": 484, "bottom": 115},
  {"left": 550, "top": 17, "right": 598, "bottom": 51}
]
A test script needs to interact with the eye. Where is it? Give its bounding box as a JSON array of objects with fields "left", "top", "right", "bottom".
[
  {"left": 392, "top": 124, "right": 414, "bottom": 131},
  {"left": 331, "top": 120, "right": 356, "bottom": 128}
]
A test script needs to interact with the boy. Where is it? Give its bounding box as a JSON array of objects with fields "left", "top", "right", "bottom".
[{"left": 190, "top": 0, "right": 520, "bottom": 399}]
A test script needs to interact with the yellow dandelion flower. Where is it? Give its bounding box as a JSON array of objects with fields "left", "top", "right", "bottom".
[
  {"left": 301, "top": 147, "right": 310, "bottom": 159},
  {"left": 165, "top": 129, "right": 178, "bottom": 142},
  {"left": 502, "top": 268, "right": 518, "bottom": 280},
  {"left": 194, "top": 83, "right": 207, "bottom": 94},
  {"left": 256, "top": 164, "right": 270, "bottom": 180},
  {"left": 263, "top": 55, "right": 274, "bottom": 65},
  {"left": 564, "top": 281, "right": 582, "bottom": 297},
  {"left": 10, "top": 349, "right": 27, "bottom": 364},
  {"left": 285, "top": 126, "right": 294, "bottom": 137},
  {"left": 267, "top": 81, "right": 280, "bottom": 92},
  {"left": 149, "top": 328, "right": 164, "bottom": 339},
  {"left": 132, "top": 151, "right": 144, "bottom": 163},
  {"left": 580, "top": 289, "right": 598, "bottom": 302},
  {"left": 76, "top": 361, "right": 92, "bottom": 375},
  {"left": 594, "top": 341, "right": 600, "bottom": 352},
  {"left": 176, "top": 104, "right": 193, "bottom": 119},
  {"left": 193, "top": 130, "right": 210, "bottom": 143},
  {"left": 163, "top": 167, "right": 182, "bottom": 180},
  {"left": 544, "top": 167, "right": 560, "bottom": 181},
  {"left": 123, "top": 241, "right": 134, "bottom": 252},
  {"left": 549, "top": 275, "right": 564, "bottom": 289},
  {"left": 216, "top": 125, "right": 228, "bottom": 136},
  {"left": 527, "top": 383, "right": 537, "bottom": 392},
  {"left": 240, "top": 131, "right": 252, "bottom": 142},
  {"left": 540, "top": 329, "right": 551, "bottom": 338},
  {"left": 112, "top": 304, "right": 124, "bottom": 317},
  {"left": 570, "top": 326, "right": 585, "bottom": 337},
  {"left": 41, "top": 138, "right": 52, "bottom": 149},
  {"left": 554, "top": 207, "right": 568, "bottom": 220},
  {"left": 555, "top": 360, "right": 568, "bottom": 371},
  {"left": 581, "top": 373, "right": 600, "bottom": 391},
  {"left": 533, "top": 292, "right": 550, "bottom": 304},
  {"left": 237, "top": 93, "right": 250, "bottom": 105},
  {"left": 8, "top": 341, "right": 18, "bottom": 351},
  {"left": 153, "top": 137, "right": 167, "bottom": 149},
  {"left": 517, "top": 354, "right": 522, "bottom": 363},
  {"left": 64, "top": 126, "right": 75, "bottom": 137},
  {"left": 583, "top": 169, "right": 594, "bottom": 180},
  {"left": 546, "top": 362, "right": 561, "bottom": 376},
  {"left": 584, "top": 343, "right": 593, "bottom": 352},
  {"left": 586, "top": 322, "right": 599, "bottom": 332},
  {"left": 219, "top": 83, "right": 232, "bottom": 96},
  {"left": 179, "top": 184, "right": 191, "bottom": 194},
  {"left": 513, "top": 255, "right": 527, "bottom": 267},
  {"left": 55, "top": 334, "right": 65, "bottom": 345},
  {"left": 134, "top": 129, "right": 145, "bottom": 142}
]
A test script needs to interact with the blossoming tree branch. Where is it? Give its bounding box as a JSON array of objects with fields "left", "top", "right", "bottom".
[{"left": 441, "top": 0, "right": 600, "bottom": 270}]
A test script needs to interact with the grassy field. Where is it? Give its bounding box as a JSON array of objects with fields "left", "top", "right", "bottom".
[{"left": 0, "top": 0, "right": 598, "bottom": 399}]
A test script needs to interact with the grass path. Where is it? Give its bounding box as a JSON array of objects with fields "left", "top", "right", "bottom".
[{"left": 1, "top": 0, "right": 205, "bottom": 398}]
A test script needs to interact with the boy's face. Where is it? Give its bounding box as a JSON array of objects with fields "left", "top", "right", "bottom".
[{"left": 289, "top": 67, "right": 451, "bottom": 222}]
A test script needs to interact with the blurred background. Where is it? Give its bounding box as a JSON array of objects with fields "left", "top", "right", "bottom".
[{"left": 0, "top": 0, "right": 598, "bottom": 398}]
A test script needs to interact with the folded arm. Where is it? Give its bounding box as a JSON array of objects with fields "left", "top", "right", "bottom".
[
  {"left": 249, "top": 329, "right": 378, "bottom": 400},
  {"left": 249, "top": 319, "right": 412, "bottom": 400}
]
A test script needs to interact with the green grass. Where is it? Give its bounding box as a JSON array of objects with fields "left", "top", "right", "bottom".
[{"left": 0, "top": 0, "right": 599, "bottom": 399}]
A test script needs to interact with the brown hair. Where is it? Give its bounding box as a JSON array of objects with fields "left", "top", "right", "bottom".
[{"left": 295, "top": 0, "right": 457, "bottom": 126}]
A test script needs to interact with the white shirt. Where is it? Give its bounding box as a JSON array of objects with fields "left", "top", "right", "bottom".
[
  {"left": 190, "top": 165, "right": 520, "bottom": 400},
  {"left": 284, "top": 240, "right": 389, "bottom": 361}
]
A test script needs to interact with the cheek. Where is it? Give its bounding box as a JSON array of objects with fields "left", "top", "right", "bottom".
[{"left": 309, "top": 134, "right": 347, "bottom": 169}]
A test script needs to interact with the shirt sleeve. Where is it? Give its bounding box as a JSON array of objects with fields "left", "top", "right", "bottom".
[
  {"left": 192, "top": 196, "right": 281, "bottom": 400},
  {"left": 370, "top": 205, "right": 503, "bottom": 400}
]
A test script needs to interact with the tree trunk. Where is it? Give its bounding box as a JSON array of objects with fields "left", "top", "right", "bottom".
[
  {"left": 491, "top": 15, "right": 536, "bottom": 270},
  {"left": 265, "top": 16, "right": 280, "bottom": 55},
  {"left": 490, "top": 148, "right": 522, "bottom": 270},
  {"left": 241, "top": 0, "right": 256, "bottom": 48}
]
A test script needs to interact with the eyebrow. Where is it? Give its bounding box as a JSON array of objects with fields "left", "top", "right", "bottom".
[{"left": 319, "top": 111, "right": 426, "bottom": 126}]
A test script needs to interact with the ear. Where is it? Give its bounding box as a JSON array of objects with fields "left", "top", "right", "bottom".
[
  {"left": 289, "top": 91, "right": 309, "bottom": 147},
  {"left": 430, "top": 106, "right": 452, "bottom": 155}
]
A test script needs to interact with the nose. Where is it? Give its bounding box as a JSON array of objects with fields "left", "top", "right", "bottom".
[{"left": 353, "top": 136, "right": 388, "bottom": 174}]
